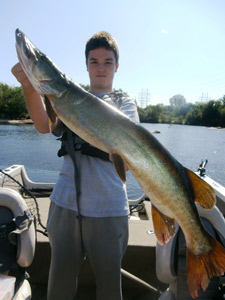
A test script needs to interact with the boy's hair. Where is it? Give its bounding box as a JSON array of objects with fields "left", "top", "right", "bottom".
[{"left": 85, "top": 31, "right": 119, "bottom": 64}]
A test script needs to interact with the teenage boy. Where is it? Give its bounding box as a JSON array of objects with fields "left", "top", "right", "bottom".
[{"left": 12, "top": 31, "right": 139, "bottom": 300}]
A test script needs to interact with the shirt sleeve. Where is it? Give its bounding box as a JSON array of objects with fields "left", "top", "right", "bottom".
[{"left": 119, "top": 97, "right": 140, "bottom": 123}]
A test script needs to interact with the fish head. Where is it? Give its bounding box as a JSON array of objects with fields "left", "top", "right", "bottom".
[{"left": 15, "top": 29, "right": 68, "bottom": 98}]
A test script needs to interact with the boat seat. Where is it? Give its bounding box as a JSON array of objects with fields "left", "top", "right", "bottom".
[
  {"left": 156, "top": 204, "right": 225, "bottom": 300},
  {"left": 0, "top": 188, "right": 36, "bottom": 300}
]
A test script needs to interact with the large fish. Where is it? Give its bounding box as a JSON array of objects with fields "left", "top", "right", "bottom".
[{"left": 15, "top": 29, "right": 225, "bottom": 298}]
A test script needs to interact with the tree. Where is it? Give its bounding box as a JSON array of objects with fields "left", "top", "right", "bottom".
[
  {"left": 184, "top": 103, "right": 203, "bottom": 125},
  {"left": 169, "top": 94, "right": 186, "bottom": 107},
  {"left": 0, "top": 83, "right": 27, "bottom": 119},
  {"left": 219, "top": 95, "right": 225, "bottom": 106},
  {"left": 79, "top": 84, "right": 90, "bottom": 91},
  {"left": 201, "top": 101, "right": 221, "bottom": 127}
]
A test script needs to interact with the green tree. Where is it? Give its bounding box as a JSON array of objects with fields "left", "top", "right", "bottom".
[
  {"left": 79, "top": 84, "right": 90, "bottom": 91},
  {"left": 138, "top": 107, "right": 148, "bottom": 121},
  {"left": 201, "top": 101, "right": 221, "bottom": 127},
  {"left": 142, "top": 105, "right": 159, "bottom": 123},
  {"left": 169, "top": 94, "right": 186, "bottom": 107},
  {"left": 184, "top": 103, "right": 203, "bottom": 125},
  {"left": 0, "top": 83, "right": 27, "bottom": 119},
  {"left": 220, "top": 95, "right": 225, "bottom": 106}
]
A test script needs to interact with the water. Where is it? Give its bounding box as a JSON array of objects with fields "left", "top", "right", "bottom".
[
  {"left": 0, "top": 125, "right": 62, "bottom": 182},
  {"left": 1, "top": 124, "right": 225, "bottom": 199}
]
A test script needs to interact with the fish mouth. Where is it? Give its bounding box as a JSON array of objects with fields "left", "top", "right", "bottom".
[
  {"left": 15, "top": 28, "right": 38, "bottom": 61},
  {"left": 15, "top": 28, "right": 24, "bottom": 43}
]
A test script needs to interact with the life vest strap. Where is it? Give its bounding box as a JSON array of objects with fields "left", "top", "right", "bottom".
[{"left": 57, "top": 130, "right": 110, "bottom": 162}]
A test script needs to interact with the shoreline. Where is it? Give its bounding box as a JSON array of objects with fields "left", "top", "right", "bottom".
[
  {"left": 0, "top": 119, "right": 33, "bottom": 125},
  {"left": 0, "top": 119, "right": 224, "bottom": 130}
]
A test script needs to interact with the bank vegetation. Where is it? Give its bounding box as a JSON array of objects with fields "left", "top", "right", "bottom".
[{"left": 1, "top": 83, "right": 225, "bottom": 128}]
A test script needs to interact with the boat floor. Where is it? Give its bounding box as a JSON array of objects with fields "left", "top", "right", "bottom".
[
  {"left": 29, "top": 196, "right": 165, "bottom": 300},
  {"left": 30, "top": 284, "right": 161, "bottom": 300},
  {"left": 1, "top": 168, "right": 166, "bottom": 299}
]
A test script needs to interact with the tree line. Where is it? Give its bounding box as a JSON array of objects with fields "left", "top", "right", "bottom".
[
  {"left": 0, "top": 83, "right": 225, "bottom": 128},
  {"left": 138, "top": 96, "right": 225, "bottom": 127},
  {"left": 0, "top": 83, "right": 90, "bottom": 120}
]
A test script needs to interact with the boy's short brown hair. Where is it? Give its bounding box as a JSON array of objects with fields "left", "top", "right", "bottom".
[{"left": 85, "top": 31, "right": 119, "bottom": 64}]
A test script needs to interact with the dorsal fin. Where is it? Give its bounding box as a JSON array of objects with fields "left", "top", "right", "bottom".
[{"left": 185, "top": 168, "right": 216, "bottom": 209}]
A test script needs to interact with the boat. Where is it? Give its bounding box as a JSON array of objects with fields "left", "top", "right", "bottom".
[{"left": 0, "top": 161, "right": 225, "bottom": 299}]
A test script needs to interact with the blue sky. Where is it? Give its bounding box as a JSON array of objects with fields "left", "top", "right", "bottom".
[{"left": 1, "top": 0, "right": 225, "bottom": 106}]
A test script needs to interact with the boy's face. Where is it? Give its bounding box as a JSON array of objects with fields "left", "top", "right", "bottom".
[{"left": 87, "top": 47, "right": 119, "bottom": 94}]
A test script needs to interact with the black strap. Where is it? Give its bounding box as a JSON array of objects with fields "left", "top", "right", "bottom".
[
  {"left": 65, "top": 130, "right": 81, "bottom": 205},
  {"left": 80, "top": 144, "right": 110, "bottom": 161},
  {"left": 57, "top": 129, "right": 110, "bottom": 162},
  {"left": 0, "top": 210, "right": 33, "bottom": 242}
]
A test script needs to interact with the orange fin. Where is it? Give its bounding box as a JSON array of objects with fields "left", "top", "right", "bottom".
[
  {"left": 187, "top": 233, "right": 225, "bottom": 299},
  {"left": 111, "top": 153, "right": 126, "bottom": 182},
  {"left": 185, "top": 168, "right": 216, "bottom": 209},
  {"left": 151, "top": 204, "right": 176, "bottom": 245}
]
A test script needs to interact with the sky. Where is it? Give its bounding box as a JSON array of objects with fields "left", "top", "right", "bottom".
[{"left": 1, "top": 0, "right": 225, "bottom": 106}]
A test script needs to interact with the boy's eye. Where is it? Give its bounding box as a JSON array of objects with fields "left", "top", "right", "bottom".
[{"left": 89, "top": 59, "right": 98, "bottom": 64}]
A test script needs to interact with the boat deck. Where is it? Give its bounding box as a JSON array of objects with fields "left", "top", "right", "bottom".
[
  {"left": 30, "top": 198, "right": 163, "bottom": 300},
  {"left": 0, "top": 165, "right": 166, "bottom": 299}
]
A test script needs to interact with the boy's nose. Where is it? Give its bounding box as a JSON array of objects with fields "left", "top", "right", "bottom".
[{"left": 97, "top": 64, "right": 105, "bottom": 71}]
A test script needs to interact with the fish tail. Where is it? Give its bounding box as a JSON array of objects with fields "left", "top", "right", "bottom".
[{"left": 187, "top": 234, "right": 225, "bottom": 299}]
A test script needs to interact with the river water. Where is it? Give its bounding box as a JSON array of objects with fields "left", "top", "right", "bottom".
[{"left": 0, "top": 123, "right": 224, "bottom": 199}]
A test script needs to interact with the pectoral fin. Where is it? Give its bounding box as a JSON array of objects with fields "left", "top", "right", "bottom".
[
  {"left": 44, "top": 96, "right": 57, "bottom": 123},
  {"left": 151, "top": 204, "right": 176, "bottom": 245},
  {"left": 111, "top": 153, "right": 126, "bottom": 182},
  {"left": 185, "top": 168, "right": 216, "bottom": 209}
]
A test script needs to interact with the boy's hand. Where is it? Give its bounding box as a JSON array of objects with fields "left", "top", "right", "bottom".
[{"left": 11, "top": 62, "right": 35, "bottom": 94}]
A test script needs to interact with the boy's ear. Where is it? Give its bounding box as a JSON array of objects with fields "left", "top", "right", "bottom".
[{"left": 115, "top": 63, "right": 119, "bottom": 72}]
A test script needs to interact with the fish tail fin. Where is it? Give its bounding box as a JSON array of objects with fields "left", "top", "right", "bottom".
[{"left": 187, "top": 234, "right": 225, "bottom": 299}]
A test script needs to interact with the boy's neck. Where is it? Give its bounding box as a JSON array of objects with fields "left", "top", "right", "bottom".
[{"left": 89, "top": 86, "right": 113, "bottom": 95}]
